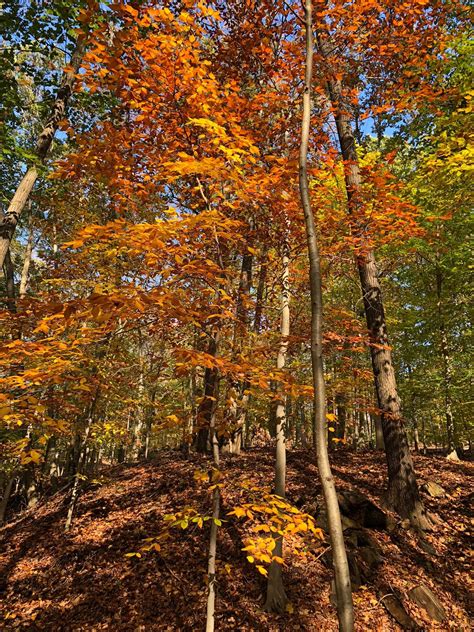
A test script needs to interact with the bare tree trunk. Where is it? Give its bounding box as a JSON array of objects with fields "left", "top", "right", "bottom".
[
  {"left": 254, "top": 252, "right": 267, "bottom": 335},
  {"left": 316, "top": 35, "right": 429, "bottom": 530},
  {"left": 352, "top": 411, "right": 359, "bottom": 450},
  {"left": 335, "top": 393, "right": 347, "bottom": 443},
  {"left": 132, "top": 339, "right": 146, "bottom": 460},
  {"left": 222, "top": 253, "right": 253, "bottom": 455},
  {"left": 65, "top": 385, "right": 101, "bottom": 532},
  {"left": 65, "top": 417, "right": 92, "bottom": 532},
  {"left": 300, "top": 5, "right": 354, "bottom": 630},
  {"left": 436, "top": 270, "right": 456, "bottom": 453},
  {"left": 295, "top": 397, "right": 304, "bottom": 446},
  {"left": 374, "top": 414, "right": 385, "bottom": 450},
  {"left": 265, "top": 244, "right": 290, "bottom": 613},
  {"left": 0, "top": 473, "right": 15, "bottom": 525},
  {"left": 205, "top": 385, "right": 221, "bottom": 632},
  {"left": 0, "top": 40, "right": 85, "bottom": 268},
  {"left": 2, "top": 249, "right": 16, "bottom": 313},
  {"left": 24, "top": 465, "right": 39, "bottom": 509},
  {"left": 196, "top": 334, "right": 219, "bottom": 453},
  {"left": 413, "top": 421, "right": 420, "bottom": 453},
  {"left": 140, "top": 382, "right": 157, "bottom": 459},
  {"left": 421, "top": 417, "right": 427, "bottom": 454}
]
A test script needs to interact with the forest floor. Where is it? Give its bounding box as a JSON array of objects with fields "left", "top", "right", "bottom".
[{"left": 0, "top": 449, "right": 472, "bottom": 631}]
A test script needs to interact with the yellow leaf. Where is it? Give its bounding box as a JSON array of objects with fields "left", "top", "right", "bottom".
[
  {"left": 28, "top": 450, "right": 42, "bottom": 464},
  {"left": 229, "top": 507, "right": 246, "bottom": 518}
]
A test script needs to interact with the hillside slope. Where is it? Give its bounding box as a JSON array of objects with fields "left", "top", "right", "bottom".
[{"left": 0, "top": 450, "right": 472, "bottom": 631}]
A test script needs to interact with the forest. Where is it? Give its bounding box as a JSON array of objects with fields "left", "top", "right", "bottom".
[{"left": 0, "top": 1, "right": 472, "bottom": 630}]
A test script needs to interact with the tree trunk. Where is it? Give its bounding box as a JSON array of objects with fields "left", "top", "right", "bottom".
[
  {"left": 65, "top": 385, "right": 101, "bottom": 531},
  {"left": 335, "top": 393, "right": 347, "bottom": 443},
  {"left": 205, "top": 386, "right": 221, "bottom": 631},
  {"left": 374, "top": 414, "right": 385, "bottom": 450},
  {"left": 265, "top": 245, "right": 290, "bottom": 613},
  {"left": 317, "top": 35, "right": 429, "bottom": 530},
  {"left": 0, "top": 39, "right": 85, "bottom": 268},
  {"left": 356, "top": 239, "right": 428, "bottom": 525},
  {"left": 25, "top": 465, "right": 39, "bottom": 509},
  {"left": 222, "top": 253, "right": 253, "bottom": 455},
  {"left": 352, "top": 402, "right": 359, "bottom": 451},
  {"left": 196, "top": 335, "right": 219, "bottom": 453},
  {"left": 143, "top": 387, "right": 157, "bottom": 459},
  {"left": 253, "top": 252, "right": 267, "bottom": 335},
  {"left": 132, "top": 340, "right": 146, "bottom": 460},
  {"left": 413, "top": 421, "right": 420, "bottom": 453},
  {"left": 300, "top": 5, "right": 354, "bottom": 630},
  {"left": 0, "top": 473, "right": 15, "bottom": 526},
  {"left": 2, "top": 249, "right": 16, "bottom": 313},
  {"left": 65, "top": 416, "right": 92, "bottom": 532},
  {"left": 436, "top": 270, "right": 456, "bottom": 452}
]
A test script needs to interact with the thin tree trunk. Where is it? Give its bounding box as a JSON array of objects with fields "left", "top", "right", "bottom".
[
  {"left": 436, "top": 270, "right": 455, "bottom": 453},
  {"left": 335, "top": 393, "right": 347, "bottom": 443},
  {"left": 300, "top": 5, "right": 354, "bottom": 630},
  {"left": 421, "top": 417, "right": 427, "bottom": 454},
  {"left": 0, "top": 473, "right": 15, "bottom": 525},
  {"left": 132, "top": 339, "right": 146, "bottom": 460},
  {"left": 25, "top": 465, "right": 40, "bottom": 509},
  {"left": 196, "top": 334, "right": 219, "bottom": 453},
  {"left": 205, "top": 384, "right": 221, "bottom": 632},
  {"left": 2, "top": 249, "right": 16, "bottom": 313},
  {"left": 317, "top": 35, "right": 429, "bottom": 530},
  {"left": 65, "top": 416, "right": 92, "bottom": 532},
  {"left": 265, "top": 244, "right": 290, "bottom": 613},
  {"left": 413, "top": 421, "right": 420, "bottom": 453},
  {"left": 222, "top": 253, "right": 253, "bottom": 454},
  {"left": 254, "top": 252, "right": 267, "bottom": 335},
  {"left": 352, "top": 407, "right": 359, "bottom": 451},
  {"left": 65, "top": 385, "right": 101, "bottom": 532},
  {"left": 142, "top": 387, "right": 157, "bottom": 459},
  {"left": 0, "top": 40, "right": 85, "bottom": 268},
  {"left": 360, "top": 411, "right": 370, "bottom": 447}
]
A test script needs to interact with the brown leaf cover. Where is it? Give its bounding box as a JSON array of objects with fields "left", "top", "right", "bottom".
[{"left": 0, "top": 450, "right": 471, "bottom": 630}]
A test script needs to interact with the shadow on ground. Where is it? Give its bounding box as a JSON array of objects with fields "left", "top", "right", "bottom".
[{"left": 0, "top": 449, "right": 471, "bottom": 631}]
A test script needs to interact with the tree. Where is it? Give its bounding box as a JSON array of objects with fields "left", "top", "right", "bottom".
[
  {"left": 309, "top": 0, "right": 463, "bottom": 527},
  {"left": 265, "top": 239, "right": 290, "bottom": 612},
  {"left": 299, "top": 2, "right": 353, "bottom": 629},
  {"left": 0, "top": 19, "right": 87, "bottom": 267}
]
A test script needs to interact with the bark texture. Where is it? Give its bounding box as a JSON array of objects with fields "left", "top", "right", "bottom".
[
  {"left": 436, "top": 270, "right": 455, "bottom": 452},
  {"left": 222, "top": 253, "right": 253, "bottom": 454},
  {"left": 300, "top": 5, "right": 354, "bottom": 630},
  {"left": 3, "top": 249, "right": 16, "bottom": 313},
  {"left": 317, "top": 35, "right": 429, "bottom": 529},
  {"left": 205, "top": 392, "right": 221, "bottom": 631},
  {"left": 0, "top": 40, "right": 85, "bottom": 268},
  {"left": 196, "top": 334, "right": 219, "bottom": 453},
  {"left": 265, "top": 246, "right": 290, "bottom": 613},
  {"left": 0, "top": 474, "right": 15, "bottom": 525}
]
